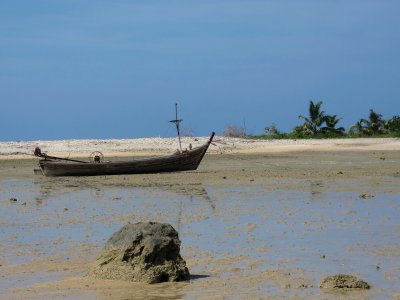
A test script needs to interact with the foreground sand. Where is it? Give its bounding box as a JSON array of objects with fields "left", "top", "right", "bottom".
[{"left": 1, "top": 137, "right": 400, "bottom": 299}]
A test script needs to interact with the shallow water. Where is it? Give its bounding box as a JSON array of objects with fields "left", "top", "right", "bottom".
[{"left": 1, "top": 177, "right": 400, "bottom": 298}]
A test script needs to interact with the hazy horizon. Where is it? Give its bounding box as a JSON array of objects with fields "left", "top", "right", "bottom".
[{"left": 1, "top": 1, "right": 399, "bottom": 141}]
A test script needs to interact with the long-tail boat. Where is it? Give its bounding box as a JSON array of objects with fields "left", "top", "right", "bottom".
[{"left": 34, "top": 104, "right": 215, "bottom": 177}]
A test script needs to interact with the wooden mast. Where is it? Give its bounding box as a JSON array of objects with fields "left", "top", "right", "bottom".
[{"left": 169, "top": 103, "right": 183, "bottom": 152}]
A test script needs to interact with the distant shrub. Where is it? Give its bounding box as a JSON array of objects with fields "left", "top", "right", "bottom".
[
  {"left": 264, "top": 123, "right": 280, "bottom": 136},
  {"left": 222, "top": 125, "right": 246, "bottom": 138}
]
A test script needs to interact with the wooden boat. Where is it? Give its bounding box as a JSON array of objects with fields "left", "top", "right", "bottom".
[
  {"left": 35, "top": 132, "right": 215, "bottom": 177},
  {"left": 34, "top": 104, "right": 214, "bottom": 177}
]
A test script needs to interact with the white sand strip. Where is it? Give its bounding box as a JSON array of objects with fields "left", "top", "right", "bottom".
[{"left": 0, "top": 136, "right": 399, "bottom": 159}]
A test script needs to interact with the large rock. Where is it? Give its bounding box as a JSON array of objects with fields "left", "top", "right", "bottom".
[
  {"left": 87, "top": 222, "right": 190, "bottom": 283},
  {"left": 319, "top": 274, "right": 370, "bottom": 289}
]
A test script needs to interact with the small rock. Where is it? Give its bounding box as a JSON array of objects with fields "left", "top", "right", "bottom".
[
  {"left": 9, "top": 198, "right": 17, "bottom": 202},
  {"left": 63, "top": 208, "right": 68, "bottom": 211},
  {"left": 359, "top": 194, "right": 375, "bottom": 199},
  {"left": 337, "top": 171, "right": 343, "bottom": 175},
  {"left": 223, "top": 176, "right": 227, "bottom": 179},
  {"left": 319, "top": 274, "right": 370, "bottom": 289},
  {"left": 21, "top": 202, "right": 27, "bottom": 206}
]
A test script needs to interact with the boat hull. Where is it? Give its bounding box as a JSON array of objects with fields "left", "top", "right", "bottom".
[{"left": 38, "top": 133, "right": 214, "bottom": 177}]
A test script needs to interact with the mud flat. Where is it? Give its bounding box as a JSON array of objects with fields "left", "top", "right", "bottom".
[{"left": 0, "top": 138, "right": 400, "bottom": 299}]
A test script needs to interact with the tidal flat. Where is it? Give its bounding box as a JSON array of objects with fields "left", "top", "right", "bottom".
[{"left": 1, "top": 151, "right": 400, "bottom": 299}]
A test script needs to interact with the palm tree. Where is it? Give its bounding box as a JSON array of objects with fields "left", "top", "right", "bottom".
[
  {"left": 349, "top": 120, "right": 366, "bottom": 135},
  {"left": 351, "top": 109, "right": 385, "bottom": 135},
  {"left": 298, "top": 101, "right": 327, "bottom": 135},
  {"left": 387, "top": 115, "right": 400, "bottom": 133},
  {"left": 367, "top": 109, "right": 385, "bottom": 134},
  {"left": 322, "top": 115, "right": 345, "bottom": 134}
]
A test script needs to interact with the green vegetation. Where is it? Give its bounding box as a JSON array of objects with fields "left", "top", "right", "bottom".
[
  {"left": 349, "top": 109, "right": 385, "bottom": 136},
  {"left": 348, "top": 111, "right": 400, "bottom": 137},
  {"left": 293, "top": 101, "right": 346, "bottom": 137},
  {"left": 235, "top": 101, "right": 399, "bottom": 139},
  {"left": 297, "top": 101, "right": 328, "bottom": 135},
  {"left": 387, "top": 115, "right": 400, "bottom": 133}
]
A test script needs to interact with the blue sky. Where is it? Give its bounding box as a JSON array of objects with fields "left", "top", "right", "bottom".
[{"left": 0, "top": 1, "right": 399, "bottom": 141}]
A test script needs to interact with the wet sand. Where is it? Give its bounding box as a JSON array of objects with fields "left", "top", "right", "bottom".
[{"left": 1, "top": 144, "right": 400, "bottom": 299}]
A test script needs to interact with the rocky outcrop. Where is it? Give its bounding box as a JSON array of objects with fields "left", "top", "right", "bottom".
[
  {"left": 87, "top": 222, "right": 190, "bottom": 283},
  {"left": 319, "top": 274, "right": 370, "bottom": 289}
]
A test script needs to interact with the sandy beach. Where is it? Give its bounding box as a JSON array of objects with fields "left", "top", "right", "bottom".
[
  {"left": 1, "top": 136, "right": 399, "bottom": 159},
  {"left": 1, "top": 136, "right": 400, "bottom": 299}
]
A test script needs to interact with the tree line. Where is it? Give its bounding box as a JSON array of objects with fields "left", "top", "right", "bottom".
[
  {"left": 223, "top": 101, "right": 399, "bottom": 138},
  {"left": 261, "top": 101, "right": 400, "bottom": 139}
]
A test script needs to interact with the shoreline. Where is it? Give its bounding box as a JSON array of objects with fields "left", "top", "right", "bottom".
[{"left": 0, "top": 136, "right": 399, "bottom": 160}]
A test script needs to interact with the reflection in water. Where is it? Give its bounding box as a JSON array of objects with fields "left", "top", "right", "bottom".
[
  {"left": 30, "top": 179, "right": 217, "bottom": 249},
  {"left": 34, "top": 178, "right": 215, "bottom": 211},
  {"left": 0, "top": 179, "right": 217, "bottom": 261}
]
